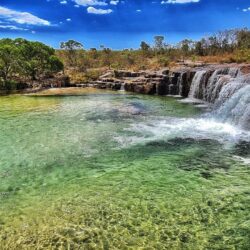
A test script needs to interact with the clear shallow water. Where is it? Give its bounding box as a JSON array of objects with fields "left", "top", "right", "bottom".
[{"left": 0, "top": 88, "right": 249, "bottom": 249}]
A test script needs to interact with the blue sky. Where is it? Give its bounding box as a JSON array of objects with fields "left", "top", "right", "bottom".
[{"left": 0, "top": 0, "right": 249, "bottom": 49}]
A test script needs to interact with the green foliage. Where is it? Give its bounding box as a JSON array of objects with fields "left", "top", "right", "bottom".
[
  {"left": 234, "top": 49, "right": 250, "bottom": 63},
  {"left": 48, "top": 55, "right": 64, "bottom": 73},
  {"left": 154, "top": 35, "right": 165, "bottom": 52},
  {"left": 237, "top": 29, "right": 250, "bottom": 49},
  {"left": 0, "top": 40, "right": 19, "bottom": 81},
  {"left": 60, "top": 40, "right": 83, "bottom": 67},
  {"left": 140, "top": 41, "right": 150, "bottom": 52},
  {"left": 179, "top": 39, "right": 193, "bottom": 58},
  {"left": 0, "top": 38, "right": 63, "bottom": 90},
  {"left": 60, "top": 40, "right": 83, "bottom": 51},
  {"left": 57, "top": 28, "right": 250, "bottom": 74}
]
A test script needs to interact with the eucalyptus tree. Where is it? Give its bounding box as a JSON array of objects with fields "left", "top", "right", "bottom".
[
  {"left": 0, "top": 38, "right": 64, "bottom": 86},
  {"left": 60, "top": 40, "right": 83, "bottom": 67},
  {"left": 16, "top": 39, "right": 63, "bottom": 80},
  {"left": 0, "top": 39, "right": 19, "bottom": 81},
  {"left": 154, "top": 36, "right": 165, "bottom": 54}
]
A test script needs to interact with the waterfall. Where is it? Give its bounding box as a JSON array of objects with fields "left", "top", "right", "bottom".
[
  {"left": 228, "top": 67, "right": 240, "bottom": 78},
  {"left": 212, "top": 74, "right": 250, "bottom": 129},
  {"left": 120, "top": 82, "right": 125, "bottom": 91},
  {"left": 208, "top": 76, "right": 231, "bottom": 103},
  {"left": 214, "top": 75, "right": 250, "bottom": 108},
  {"left": 205, "top": 73, "right": 231, "bottom": 103},
  {"left": 177, "top": 72, "right": 185, "bottom": 96},
  {"left": 188, "top": 70, "right": 207, "bottom": 99},
  {"left": 205, "top": 69, "right": 223, "bottom": 102},
  {"left": 214, "top": 83, "right": 250, "bottom": 130},
  {"left": 185, "top": 66, "right": 250, "bottom": 130},
  {"left": 188, "top": 67, "right": 243, "bottom": 102}
]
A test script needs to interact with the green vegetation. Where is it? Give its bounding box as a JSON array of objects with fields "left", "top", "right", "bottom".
[
  {"left": 0, "top": 28, "right": 250, "bottom": 89},
  {"left": 0, "top": 38, "right": 63, "bottom": 91},
  {"left": 56, "top": 28, "right": 250, "bottom": 83}
]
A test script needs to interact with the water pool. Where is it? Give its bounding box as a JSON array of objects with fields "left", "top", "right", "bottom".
[{"left": 0, "top": 88, "right": 249, "bottom": 249}]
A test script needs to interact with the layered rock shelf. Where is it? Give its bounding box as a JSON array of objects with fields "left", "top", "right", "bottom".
[{"left": 87, "top": 64, "right": 249, "bottom": 98}]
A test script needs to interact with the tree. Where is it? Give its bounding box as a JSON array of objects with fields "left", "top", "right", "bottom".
[
  {"left": 194, "top": 41, "right": 204, "bottom": 56},
  {"left": 48, "top": 55, "right": 64, "bottom": 73},
  {"left": 140, "top": 41, "right": 150, "bottom": 52},
  {"left": 0, "top": 38, "right": 63, "bottom": 84},
  {"left": 194, "top": 38, "right": 207, "bottom": 56},
  {"left": 102, "top": 48, "right": 112, "bottom": 68},
  {"left": 180, "top": 39, "right": 193, "bottom": 58},
  {"left": 60, "top": 40, "right": 83, "bottom": 66},
  {"left": 237, "top": 29, "right": 250, "bottom": 49},
  {"left": 0, "top": 41, "right": 18, "bottom": 81},
  {"left": 154, "top": 36, "right": 165, "bottom": 52},
  {"left": 17, "top": 40, "right": 63, "bottom": 80}
]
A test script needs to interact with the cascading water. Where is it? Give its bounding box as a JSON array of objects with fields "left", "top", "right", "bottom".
[
  {"left": 214, "top": 75, "right": 250, "bottom": 130},
  {"left": 120, "top": 82, "right": 125, "bottom": 91},
  {"left": 188, "top": 70, "right": 207, "bottom": 99},
  {"left": 177, "top": 72, "right": 185, "bottom": 96},
  {"left": 186, "top": 67, "right": 250, "bottom": 130},
  {"left": 206, "top": 75, "right": 231, "bottom": 103},
  {"left": 228, "top": 67, "right": 240, "bottom": 78},
  {"left": 205, "top": 69, "right": 226, "bottom": 102}
]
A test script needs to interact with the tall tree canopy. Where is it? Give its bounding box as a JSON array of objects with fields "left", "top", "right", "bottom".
[{"left": 0, "top": 38, "right": 63, "bottom": 83}]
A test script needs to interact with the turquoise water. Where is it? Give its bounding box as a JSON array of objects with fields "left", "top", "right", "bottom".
[{"left": 0, "top": 88, "right": 249, "bottom": 249}]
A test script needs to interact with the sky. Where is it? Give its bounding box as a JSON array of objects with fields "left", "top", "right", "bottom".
[{"left": 0, "top": 0, "right": 249, "bottom": 49}]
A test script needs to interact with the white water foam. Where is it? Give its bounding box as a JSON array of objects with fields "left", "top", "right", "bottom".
[
  {"left": 214, "top": 82, "right": 250, "bottom": 130},
  {"left": 114, "top": 117, "right": 250, "bottom": 149},
  {"left": 233, "top": 156, "right": 250, "bottom": 165}
]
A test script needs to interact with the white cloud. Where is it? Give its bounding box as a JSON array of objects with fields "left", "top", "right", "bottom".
[
  {"left": 0, "top": 6, "right": 50, "bottom": 26},
  {"left": 0, "top": 24, "right": 28, "bottom": 31},
  {"left": 110, "top": 0, "right": 119, "bottom": 5},
  {"left": 161, "top": 0, "right": 200, "bottom": 4},
  {"left": 87, "top": 6, "right": 113, "bottom": 14},
  {"left": 136, "top": 9, "right": 142, "bottom": 12},
  {"left": 243, "top": 7, "right": 250, "bottom": 12},
  {"left": 60, "top": 1, "right": 68, "bottom": 4},
  {"left": 66, "top": 18, "right": 72, "bottom": 21},
  {"left": 73, "top": 0, "right": 108, "bottom": 6}
]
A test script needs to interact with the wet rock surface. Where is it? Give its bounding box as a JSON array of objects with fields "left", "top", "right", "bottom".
[
  {"left": 14, "top": 64, "right": 249, "bottom": 99},
  {"left": 86, "top": 64, "right": 249, "bottom": 100}
]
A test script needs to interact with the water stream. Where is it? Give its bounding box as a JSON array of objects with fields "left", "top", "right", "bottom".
[{"left": 0, "top": 88, "right": 249, "bottom": 249}]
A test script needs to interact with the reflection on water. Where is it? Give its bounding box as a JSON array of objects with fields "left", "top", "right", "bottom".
[{"left": 0, "top": 88, "right": 249, "bottom": 249}]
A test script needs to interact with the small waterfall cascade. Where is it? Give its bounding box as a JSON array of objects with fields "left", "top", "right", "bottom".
[
  {"left": 207, "top": 76, "right": 231, "bottom": 103},
  {"left": 214, "top": 79, "right": 250, "bottom": 130},
  {"left": 186, "top": 66, "right": 250, "bottom": 129},
  {"left": 177, "top": 72, "right": 185, "bottom": 96},
  {"left": 228, "top": 67, "right": 240, "bottom": 78},
  {"left": 120, "top": 82, "right": 125, "bottom": 91},
  {"left": 188, "top": 70, "right": 207, "bottom": 99},
  {"left": 189, "top": 67, "right": 244, "bottom": 103},
  {"left": 205, "top": 69, "right": 232, "bottom": 103}
]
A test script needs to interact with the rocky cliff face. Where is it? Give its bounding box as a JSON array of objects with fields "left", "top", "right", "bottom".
[{"left": 91, "top": 65, "right": 249, "bottom": 97}]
